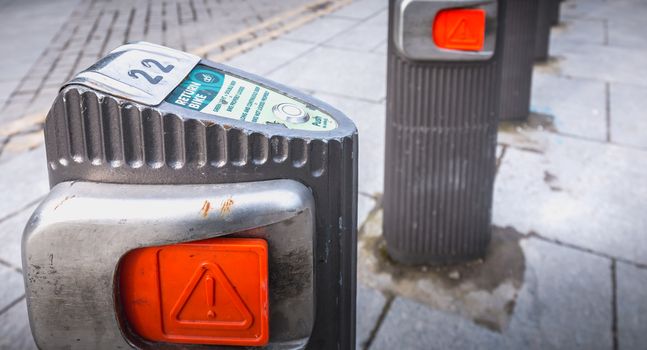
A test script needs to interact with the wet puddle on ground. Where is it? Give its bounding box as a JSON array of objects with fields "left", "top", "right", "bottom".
[{"left": 358, "top": 208, "right": 528, "bottom": 332}]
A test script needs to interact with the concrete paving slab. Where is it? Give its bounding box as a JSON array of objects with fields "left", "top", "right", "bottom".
[
  {"left": 0, "top": 0, "right": 78, "bottom": 92},
  {"left": 359, "top": 213, "right": 526, "bottom": 334},
  {"left": 0, "top": 204, "right": 37, "bottom": 269},
  {"left": 608, "top": 17, "right": 647, "bottom": 49},
  {"left": 356, "top": 283, "right": 387, "bottom": 349},
  {"left": 1, "top": 132, "right": 45, "bottom": 163},
  {"left": 560, "top": 0, "right": 613, "bottom": 21},
  {"left": 269, "top": 46, "right": 386, "bottom": 102},
  {"left": 0, "top": 146, "right": 48, "bottom": 220},
  {"left": 0, "top": 81, "right": 15, "bottom": 101},
  {"left": 493, "top": 134, "right": 647, "bottom": 264},
  {"left": 358, "top": 194, "right": 377, "bottom": 230},
  {"left": 609, "top": 82, "right": 647, "bottom": 149},
  {"left": 551, "top": 18, "right": 606, "bottom": 46},
  {"left": 567, "top": 0, "right": 647, "bottom": 28},
  {"left": 370, "top": 297, "right": 502, "bottom": 350},
  {"left": 0, "top": 264, "right": 24, "bottom": 312},
  {"left": 594, "top": 0, "right": 647, "bottom": 49},
  {"left": 325, "top": 9, "right": 387, "bottom": 52},
  {"left": 282, "top": 16, "right": 359, "bottom": 44},
  {"left": 0, "top": 299, "right": 37, "bottom": 350},
  {"left": 225, "top": 39, "right": 316, "bottom": 76},
  {"left": 551, "top": 40, "right": 647, "bottom": 87},
  {"left": 504, "top": 237, "right": 613, "bottom": 350},
  {"left": 531, "top": 72, "right": 607, "bottom": 141},
  {"left": 313, "top": 92, "right": 385, "bottom": 196},
  {"left": 372, "top": 40, "right": 387, "bottom": 54},
  {"left": 616, "top": 262, "right": 647, "bottom": 350},
  {"left": 330, "top": 0, "right": 388, "bottom": 20},
  {"left": 367, "top": 236, "right": 613, "bottom": 350},
  {"left": 496, "top": 120, "right": 553, "bottom": 155}
]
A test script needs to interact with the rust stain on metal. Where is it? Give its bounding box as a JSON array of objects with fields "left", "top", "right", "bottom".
[
  {"left": 53, "top": 195, "right": 76, "bottom": 211},
  {"left": 200, "top": 200, "right": 212, "bottom": 218},
  {"left": 220, "top": 198, "right": 234, "bottom": 217}
]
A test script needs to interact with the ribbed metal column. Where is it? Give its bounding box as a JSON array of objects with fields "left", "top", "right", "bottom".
[
  {"left": 535, "top": 0, "right": 552, "bottom": 61},
  {"left": 383, "top": 0, "right": 506, "bottom": 264},
  {"left": 499, "top": 0, "right": 538, "bottom": 120},
  {"left": 549, "top": 0, "right": 561, "bottom": 25}
]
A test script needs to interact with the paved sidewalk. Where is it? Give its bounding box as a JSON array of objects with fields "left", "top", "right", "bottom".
[
  {"left": 0, "top": 0, "right": 80, "bottom": 109},
  {"left": 1, "top": 0, "right": 647, "bottom": 349}
]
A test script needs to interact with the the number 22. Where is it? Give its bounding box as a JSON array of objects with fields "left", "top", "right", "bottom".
[{"left": 127, "top": 59, "right": 175, "bottom": 85}]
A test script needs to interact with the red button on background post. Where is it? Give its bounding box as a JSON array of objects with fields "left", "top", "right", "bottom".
[
  {"left": 433, "top": 8, "right": 487, "bottom": 51},
  {"left": 119, "top": 238, "right": 269, "bottom": 346}
]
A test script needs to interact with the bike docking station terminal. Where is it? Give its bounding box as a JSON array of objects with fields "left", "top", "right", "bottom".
[{"left": 22, "top": 42, "right": 358, "bottom": 350}]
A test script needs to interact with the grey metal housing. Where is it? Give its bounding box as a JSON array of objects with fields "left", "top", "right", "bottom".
[
  {"left": 24, "top": 180, "right": 315, "bottom": 349},
  {"left": 393, "top": 0, "right": 498, "bottom": 61},
  {"left": 38, "top": 57, "right": 358, "bottom": 349},
  {"left": 498, "top": 0, "right": 538, "bottom": 120},
  {"left": 535, "top": 0, "right": 553, "bottom": 61},
  {"left": 549, "top": 0, "right": 561, "bottom": 25}
]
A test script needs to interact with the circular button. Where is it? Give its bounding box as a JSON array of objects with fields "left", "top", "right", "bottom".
[{"left": 272, "top": 103, "right": 310, "bottom": 124}]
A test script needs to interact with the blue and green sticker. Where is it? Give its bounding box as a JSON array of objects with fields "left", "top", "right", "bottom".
[
  {"left": 166, "top": 66, "right": 224, "bottom": 111},
  {"left": 165, "top": 65, "right": 337, "bottom": 131}
]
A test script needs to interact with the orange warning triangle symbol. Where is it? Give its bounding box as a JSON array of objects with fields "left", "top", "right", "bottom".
[
  {"left": 448, "top": 18, "right": 478, "bottom": 44},
  {"left": 170, "top": 262, "right": 253, "bottom": 329}
]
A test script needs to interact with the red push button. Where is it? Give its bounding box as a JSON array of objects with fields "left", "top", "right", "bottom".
[
  {"left": 433, "top": 8, "right": 486, "bottom": 51},
  {"left": 119, "top": 238, "right": 269, "bottom": 346}
]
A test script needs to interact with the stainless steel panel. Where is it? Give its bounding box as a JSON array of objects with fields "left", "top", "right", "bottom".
[
  {"left": 393, "top": 0, "right": 498, "bottom": 61},
  {"left": 23, "top": 179, "right": 315, "bottom": 349}
]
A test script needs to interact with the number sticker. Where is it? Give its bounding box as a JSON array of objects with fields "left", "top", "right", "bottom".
[
  {"left": 66, "top": 42, "right": 201, "bottom": 105},
  {"left": 141, "top": 58, "right": 175, "bottom": 73},
  {"left": 128, "top": 59, "right": 177, "bottom": 85},
  {"left": 127, "top": 69, "right": 163, "bottom": 85}
]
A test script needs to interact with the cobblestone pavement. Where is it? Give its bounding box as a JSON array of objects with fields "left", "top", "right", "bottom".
[
  {"left": 0, "top": 0, "right": 345, "bottom": 162},
  {"left": 2, "top": 0, "right": 647, "bottom": 349}
]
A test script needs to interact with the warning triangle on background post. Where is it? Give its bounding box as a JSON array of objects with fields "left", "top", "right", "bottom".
[
  {"left": 448, "top": 18, "right": 479, "bottom": 45},
  {"left": 433, "top": 9, "right": 486, "bottom": 51},
  {"left": 170, "top": 262, "right": 254, "bottom": 329}
]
